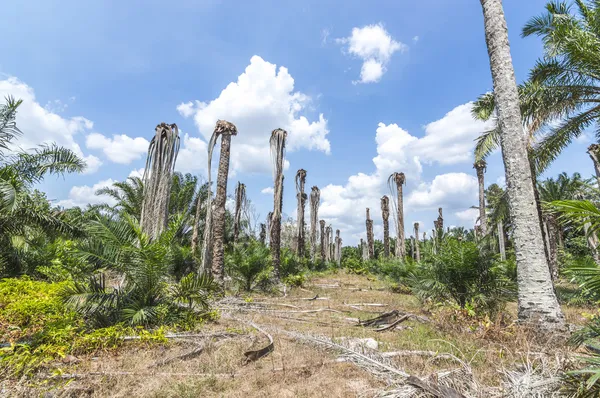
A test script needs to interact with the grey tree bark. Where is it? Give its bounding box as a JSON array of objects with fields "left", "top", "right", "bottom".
[
  {"left": 389, "top": 173, "right": 406, "bottom": 258},
  {"left": 474, "top": 160, "right": 488, "bottom": 235},
  {"left": 381, "top": 196, "right": 390, "bottom": 258},
  {"left": 309, "top": 187, "right": 320, "bottom": 262},
  {"left": 233, "top": 182, "right": 246, "bottom": 245},
  {"left": 414, "top": 222, "right": 421, "bottom": 262},
  {"left": 295, "top": 170, "right": 307, "bottom": 258},
  {"left": 366, "top": 208, "right": 374, "bottom": 259},
  {"left": 480, "top": 0, "right": 564, "bottom": 328},
  {"left": 588, "top": 144, "right": 600, "bottom": 187},
  {"left": 270, "top": 129, "right": 287, "bottom": 282},
  {"left": 498, "top": 220, "right": 506, "bottom": 261},
  {"left": 319, "top": 220, "right": 326, "bottom": 261},
  {"left": 543, "top": 215, "right": 559, "bottom": 280},
  {"left": 259, "top": 223, "right": 266, "bottom": 245}
]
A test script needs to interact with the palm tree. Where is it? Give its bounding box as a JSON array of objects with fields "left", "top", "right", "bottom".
[
  {"left": 233, "top": 182, "right": 246, "bottom": 245},
  {"left": 270, "top": 128, "right": 287, "bottom": 281},
  {"left": 140, "top": 123, "right": 180, "bottom": 241},
  {"left": 365, "top": 208, "right": 374, "bottom": 259},
  {"left": 480, "top": 0, "right": 564, "bottom": 327},
  {"left": 209, "top": 120, "right": 237, "bottom": 283},
  {"left": 319, "top": 219, "right": 326, "bottom": 260},
  {"left": 589, "top": 144, "right": 600, "bottom": 187},
  {"left": 325, "top": 224, "right": 332, "bottom": 261},
  {"left": 414, "top": 222, "right": 421, "bottom": 262},
  {"left": 259, "top": 223, "right": 266, "bottom": 245},
  {"left": 388, "top": 172, "right": 406, "bottom": 258},
  {"left": 309, "top": 186, "right": 320, "bottom": 262},
  {"left": 381, "top": 195, "right": 390, "bottom": 257},
  {"left": 436, "top": 208, "right": 444, "bottom": 242},
  {"left": 335, "top": 229, "right": 341, "bottom": 266},
  {"left": 295, "top": 169, "right": 307, "bottom": 257},
  {"left": 474, "top": 160, "right": 488, "bottom": 235}
]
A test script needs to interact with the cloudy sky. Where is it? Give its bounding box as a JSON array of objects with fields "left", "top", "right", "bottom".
[{"left": 1, "top": 0, "right": 594, "bottom": 244}]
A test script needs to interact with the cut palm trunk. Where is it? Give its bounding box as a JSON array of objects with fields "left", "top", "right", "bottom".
[
  {"left": 309, "top": 186, "right": 320, "bottom": 262},
  {"left": 389, "top": 172, "right": 406, "bottom": 258},
  {"left": 498, "top": 220, "right": 506, "bottom": 261},
  {"left": 140, "top": 123, "right": 180, "bottom": 241},
  {"left": 270, "top": 129, "right": 287, "bottom": 282},
  {"left": 335, "top": 229, "right": 341, "bottom": 266},
  {"left": 233, "top": 182, "right": 246, "bottom": 245},
  {"left": 366, "top": 208, "right": 374, "bottom": 260},
  {"left": 319, "top": 220, "right": 326, "bottom": 261},
  {"left": 381, "top": 195, "right": 390, "bottom": 258},
  {"left": 295, "top": 169, "right": 307, "bottom": 257},
  {"left": 474, "top": 160, "right": 488, "bottom": 235},
  {"left": 414, "top": 222, "right": 421, "bottom": 262},
  {"left": 480, "top": 0, "right": 564, "bottom": 328},
  {"left": 325, "top": 225, "right": 332, "bottom": 262}
]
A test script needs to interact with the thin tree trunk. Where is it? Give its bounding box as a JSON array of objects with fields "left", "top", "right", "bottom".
[
  {"left": 211, "top": 127, "right": 235, "bottom": 283},
  {"left": 233, "top": 182, "right": 245, "bottom": 245},
  {"left": 335, "top": 229, "right": 341, "bottom": 266},
  {"left": 366, "top": 208, "right": 374, "bottom": 259},
  {"left": 436, "top": 208, "right": 444, "bottom": 243},
  {"left": 319, "top": 220, "right": 326, "bottom": 261},
  {"left": 390, "top": 173, "right": 406, "bottom": 258},
  {"left": 325, "top": 225, "right": 332, "bottom": 262},
  {"left": 270, "top": 129, "right": 287, "bottom": 282},
  {"left": 480, "top": 0, "right": 564, "bottom": 327},
  {"left": 414, "top": 223, "right": 421, "bottom": 262},
  {"left": 270, "top": 177, "right": 284, "bottom": 281},
  {"left": 310, "top": 187, "right": 320, "bottom": 262},
  {"left": 474, "top": 160, "right": 487, "bottom": 235},
  {"left": 410, "top": 237, "right": 415, "bottom": 260},
  {"left": 381, "top": 196, "right": 390, "bottom": 258},
  {"left": 295, "top": 170, "right": 307, "bottom": 258},
  {"left": 259, "top": 223, "right": 266, "bottom": 245},
  {"left": 498, "top": 220, "right": 506, "bottom": 261},
  {"left": 544, "top": 215, "right": 559, "bottom": 281}
]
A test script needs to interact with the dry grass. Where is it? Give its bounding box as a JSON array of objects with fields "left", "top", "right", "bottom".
[{"left": 6, "top": 270, "right": 585, "bottom": 397}]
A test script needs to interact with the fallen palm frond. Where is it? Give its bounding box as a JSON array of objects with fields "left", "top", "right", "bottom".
[
  {"left": 240, "top": 320, "right": 274, "bottom": 364},
  {"left": 149, "top": 342, "right": 205, "bottom": 368},
  {"left": 374, "top": 315, "right": 410, "bottom": 332},
  {"left": 359, "top": 310, "right": 400, "bottom": 327}
]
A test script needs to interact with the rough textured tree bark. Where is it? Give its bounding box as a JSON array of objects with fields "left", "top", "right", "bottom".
[
  {"left": 270, "top": 129, "right": 287, "bottom": 282},
  {"left": 335, "top": 229, "right": 341, "bottom": 266},
  {"left": 474, "top": 160, "right": 488, "bottom": 235},
  {"left": 381, "top": 196, "right": 390, "bottom": 258},
  {"left": 414, "top": 222, "right": 421, "bottom": 262},
  {"left": 410, "top": 237, "right": 415, "bottom": 260},
  {"left": 366, "top": 208, "right": 374, "bottom": 259},
  {"left": 436, "top": 208, "right": 444, "bottom": 242},
  {"left": 588, "top": 144, "right": 600, "bottom": 186},
  {"left": 295, "top": 170, "right": 307, "bottom": 258},
  {"left": 543, "top": 214, "right": 559, "bottom": 280},
  {"left": 361, "top": 238, "right": 368, "bottom": 261},
  {"left": 325, "top": 225, "right": 332, "bottom": 262},
  {"left": 319, "top": 220, "right": 326, "bottom": 261},
  {"left": 498, "top": 220, "right": 506, "bottom": 261},
  {"left": 309, "top": 186, "right": 320, "bottom": 262},
  {"left": 480, "top": 0, "right": 564, "bottom": 328},
  {"left": 141, "top": 123, "right": 180, "bottom": 241},
  {"left": 233, "top": 182, "right": 246, "bottom": 245},
  {"left": 389, "top": 173, "right": 406, "bottom": 258},
  {"left": 259, "top": 223, "right": 266, "bottom": 245},
  {"left": 209, "top": 120, "right": 237, "bottom": 283}
]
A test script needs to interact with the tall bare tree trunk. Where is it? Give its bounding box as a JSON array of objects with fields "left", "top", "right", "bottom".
[
  {"left": 270, "top": 129, "right": 287, "bottom": 282},
  {"left": 310, "top": 187, "right": 320, "bottom": 262},
  {"left": 543, "top": 215, "right": 559, "bottom": 280},
  {"left": 588, "top": 144, "right": 600, "bottom": 186},
  {"left": 381, "top": 196, "right": 390, "bottom": 258},
  {"left": 498, "top": 220, "right": 506, "bottom": 261},
  {"left": 436, "top": 208, "right": 444, "bottom": 242},
  {"left": 480, "top": 0, "right": 564, "bottom": 328},
  {"left": 414, "top": 222, "right": 421, "bottom": 262},
  {"left": 259, "top": 223, "right": 266, "bottom": 245},
  {"left": 335, "top": 229, "right": 341, "bottom": 266},
  {"left": 233, "top": 182, "right": 246, "bottom": 245},
  {"left": 325, "top": 225, "right": 332, "bottom": 262},
  {"left": 295, "top": 170, "right": 307, "bottom": 258},
  {"left": 365, "top": 208, "right": 374, "bottom": 259},
  {"left": 141, "top": 123, "right": 180, "bottom": 241},
  {"left": 209, "top": 121, "right": 237, "bottom": 283},
  {"left": 361, "top": 238, "right": 368, "bottom": 261},
  {"left": 389, "top": 173, "right": 406, "bottom": 258},
  {"left": 474, "top": 160, "right": 488, "bottom": 235},
  {"left": 319, "top": 220, "right": 326, "bottom": 261}
]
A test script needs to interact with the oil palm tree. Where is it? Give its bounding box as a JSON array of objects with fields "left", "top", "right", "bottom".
[
  {"left": 388, "top": 172, "right": 406, "bottom": 258},
  {"left": 319, "top": 219, "right": 326, "bottom": 261},
  {"left": 474, "top": 160, "right": 488, "bottom": 235},
  {"left": 480, "top": 0, "right": 564, "bottom": 328},
  {"left": 295, "top": 169, "right": 307, "bottom": 257},
  {"left": 270, "top": 128, "right": 287, "bottom": 281},
  {"left": 414, "top": 222, "right": 421, "bottom": 262},
  {"left": 309, "top": 186, "right": 320, "bottom": 262},
  {"left": 365, "top": 208, "right": 374, "bottom": 259},
  {"left": 140, "top": 123, "right": 180, "bottom": 241},
  {"left": 381, "top": 195, "right": 390, "bottom": 257}
]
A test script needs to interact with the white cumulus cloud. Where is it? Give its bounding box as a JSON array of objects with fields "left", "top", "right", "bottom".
[
  {"left": 86, "top": 133, "right": 149, "bottom": 164},
  {"left": 56, "top": 178, "right": 117, "bottom": 208},
  {"left": 336, "top": 23, "right": 406, "bottom": 84},
  {"left": 261, "top": 187, "right": 274, "bottom": 195}
]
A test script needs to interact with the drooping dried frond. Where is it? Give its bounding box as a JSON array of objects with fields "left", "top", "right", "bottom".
[
  {"left": 270, "top": 128, "right": 287, "bottom": 281},
  {"left": 310, "top": 186, "right": 320, "bottom": 261},
  {"left": 140, "top": 123, "right": 180, "bottom": 240},
  {"left": 233, "top": 182, "right": 247, "bottom": 244},
  {"left": 388, "top": 172, "right": 406, "bottom": 258}
]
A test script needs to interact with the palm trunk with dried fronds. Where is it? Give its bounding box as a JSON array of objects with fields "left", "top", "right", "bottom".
[
  {"left": 270, "top": 129, "right": 287, "bottom": 282},
  {"left": 140, "top": 123, "right": 180, "bottom": 241},
  {"left": 388, "top": 172, "right": 406, "bottom": 258},
  {"left": 295, "top": 169, "right": 307, "bottom": 258},
  {"left": 309, "top": 186, "right": 320, "bottom": 262},
  {"left": 381, "top": 196, "right": 390, "bottom": 258},
  {"left": 436, "top": 208, "right": 444, "bottom": 243},
  {"left": 233, "top": 182, "right": 246, "bottom": 245}
]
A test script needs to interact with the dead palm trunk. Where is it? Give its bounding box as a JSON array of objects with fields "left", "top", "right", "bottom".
[
  {"left": 233, "top": 182, "right": 246, "bottom": 245},
  {"left": 498, "top": 220, "right": 506, "bottom": 261},
  {"left": 543, "top": 214, "right": 559, "bottom": 280},
  {"left": 335, "top": 229, "right": 341, "bottom": 266},
  {"left": 259, "top": 223, "right": 266, "bottom": 245},
  {"left": 270, "top": 129, "right": 287, "bottom": 282},
  {"left": 381, "top": 196, "right": 390, "bottom": 258},
  {"left": 325, "top": 225, "right": 332, "bottom": 262},
  {"left": 414, "top": 222, "right": 421, "bottom": 262},
  {"left": 361, "top": 238, "right": 368, "bottom": 261},
  {"left": 140, "top": 123, "right": 180, "bottom": 241},
  {"left": 309, "top": 186, "right": 320, "bottom": 262},
  {"left": 480, "top": 0, "right": 564, "bottom": 327},
  {"left": 388, "top": 172, "right": 406, "bottom": 258},
  {"left": 436, "top": 208, "right": 444, "bottom": 242},
  {"left": 208, "top": 121, "right": 237, "bottom": 282},
  {"left": 365, "top": 208, "right": 374, "bottom": 259},
  {"left": 319, "top": 220, "right": 326, "bottom": 261},
  {"left": 588, "top": 144, "right": 600, "bottom": 187},
  {"left": 474, "top": 160, "right": 488, "bottom": 235},
  {"left": 295, "top": 169, "right": 307, "bottom": 258}
]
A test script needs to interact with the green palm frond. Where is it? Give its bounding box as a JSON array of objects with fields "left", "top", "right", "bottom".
[
  {"left": 0, "top": 96, "right": 23, "bottom": 155},
  {"left": 474, "top": 126, "right": 501, "bottom": 162}
]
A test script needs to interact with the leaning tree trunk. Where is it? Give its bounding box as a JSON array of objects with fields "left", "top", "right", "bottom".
[
  {"left": 498, "top": 220, "right": 506, "bottom": 261},
  {"left": 414, "top": 222, "right": 421, "bottom": 262},
  {"left": 365, "top": 208, "right": 374, "bottom": 259},
  {"left": 295, "top": 169, "right": 307, "bottom": 258},
  {"left": 588, "top": 144, "right": 600, "bottom": 186},
  {"left": 309, "top": 187, "right": 320, "bottom": 262},
  {"left": 270, "top": 129, "right": 287, "bottom": 282},
  {"left": 233, "top": 182, "right": 246, "bottom": 245},
  {"left": 319, "top": 220, "right": 326, "bottom": 261},
  {"left": 389, "top": 173, "right": 406, "bottom": 258},
  {"left": 474, "top": 160, "right": 488, "bottom": 235},
  {"left": 381, "top": 196, "right": 390, "bottom": 258},
  {"left": 480, "top": 0, "right": 564, "bottom": 328},
  {"left": 544, "top": 214, "right": 559, "bottom": 281},
  {"left": 140, "top": 123, "right": 180, "bottom": 241}
]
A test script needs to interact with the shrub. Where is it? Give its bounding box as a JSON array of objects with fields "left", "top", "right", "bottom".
[{"left": 226, "top": 240, "right": 271, "bottom": 291}]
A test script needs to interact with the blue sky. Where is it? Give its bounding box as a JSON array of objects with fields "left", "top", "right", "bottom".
[{"left": 1, "top": 0, "right": 594, "bottom": 244}]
